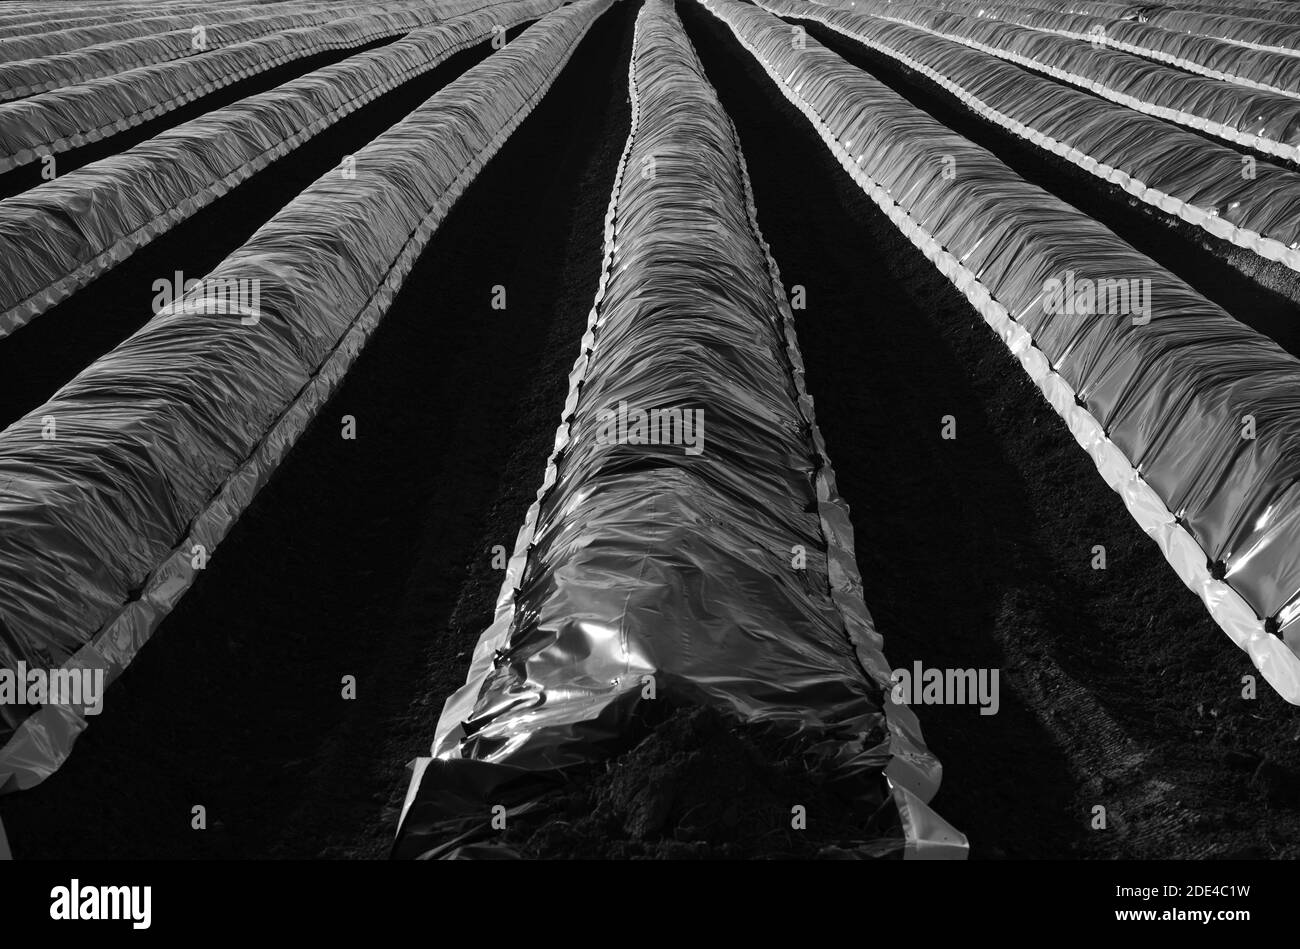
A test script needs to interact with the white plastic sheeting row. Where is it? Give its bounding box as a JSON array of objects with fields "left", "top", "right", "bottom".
[
  {"left": 0, "top": 0, "right": 517, "bottom": 168},
  {"left": 705, "top": 0, "right": 1300, "bottom": 703},
  {"left": 906, "top": 0, "right": 1300, "bottom": 99},
  {"left": 0, "top": 5, "right": 258, "bottom": 38},
  {"left": 0, "top": 0, "right": 344, "bottom": 62},
  {"left": 817, "top": 0, "right": 1300, "bottom": 161},
  {"left": 0, "top": 0, "right": 609, "bottom": 793},
  {"left": 0, "top": 0, "right": 287, "bottom": 21},
  {"left": 889, "top": 0, "right": 1281, "bottom": 24},
  {"left": 941, "top": 0, "right": 1147, "bottom": 16},
  {"left": 1145, "top": 6, "right": 1300, "bottom": 56},
  {"left": 0, "top": 0, "right": 494, "bottom": 102},
  {"left": 0, "top": 1, "right": 277, "bottom": 31},
  {"left": 0, "top": 0, "right": 558, "bottom": 338},
  {"left": 1170, "top": 2, "right": 1300, "bottom": 28},
  {"left": 899, "top": 0, "right": 1149, "bottom": 17},
  {"left": 770, "top": 0, "right": 1300, "bottom": 270},
  {"left": 396, "top": 0, "right": 964, "bottom": 860}
]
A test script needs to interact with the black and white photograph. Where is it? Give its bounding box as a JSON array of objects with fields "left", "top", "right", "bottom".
[{"left": 0, "top": 0, "right": 1292, "bottom": 930}]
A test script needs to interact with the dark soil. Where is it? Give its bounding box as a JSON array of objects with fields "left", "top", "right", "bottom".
[
  {"left": 0, "top": 26, "right": 529, "bottom": 432},
  {"left": 0, "top": 1, "right": 633, "bottom": 858},
  {"left": 682, "top": 0, "right": 1300, "bottom": 860},
  {"left": 498, "top": 707, "right": 904, "bottom": 859}
]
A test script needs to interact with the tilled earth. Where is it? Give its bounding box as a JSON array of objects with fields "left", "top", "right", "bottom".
[{"left": 497, "top": 707, "right": 905, "bottom": 860}]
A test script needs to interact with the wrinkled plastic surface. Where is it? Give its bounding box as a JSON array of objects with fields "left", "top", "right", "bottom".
[
  {"left": 0, "top": 0, "right": 352, "bottom": 62},
  {"left": 1146, "top": 6, "right": 1300, "bottom": 54},
  {"left": 893, "top": 0, "right": 1300, "bottom": 97},
  {"left": 0, "top": 0, "right": 523, "bottom": 170},
  {"left": 1171, "top": 2, "right": 1300, "bottom": 28},
  {"left": 0, "top": 4, "right": 297, "bottom": 39},
  {"left": 1170, "top": 2, "right": 1300, "bottom": 25},
  {"left": 817, "top": 0, "right": 1300, "bottom": 158},
  {"left": 708, "top": 0, "right": 1300, "bottom": 696},
  {"left": 0, "top": 0, "right": 499, "bottom": 101},
  {"left": 0, "top": 0, "right": 608, "bottom": 792},
  {"left": 395, "top": 0, "right": 964, "bottom": 861},
  {"left": 0, "top": 0, "right": 560, "bottom": 336},
  {"left": 918, "top": 0, "right": 1151, "bottom": 16},
  {"left": 825, "top": 0, "right": 1155, "bottom": 17},
  {"left": 770, "top": 0, "right": 1300, "bottom": 266}
]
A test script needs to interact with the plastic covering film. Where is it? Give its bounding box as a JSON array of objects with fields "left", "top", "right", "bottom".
[
  {"left": 897, "top": 0, "right": 1295, "bottom": 24},
  {"left": 0, "top": 5, "right": 268, "bottom": 39},
  {"left": 0, "top": 0, "right": 297, "bottom": 21},
  {"left": 0, "top": 0, "right": 526, "bottom": 169},
  {"left": 890, "top": 0, "right": 1300, "bottom": 99},
  {"left": 0, "top": 0, "right": 559, "bottom": 337},
  {"left": 883, "top": 0, "right": 1148, "bottom": 16},
  {"left": 1171, "top": 3, "right": 1300, "bottom": 28},
  {"left": 815, "top": 0, "right": 1300, "bottom": 161},
  {"left": 767, "top": 0, "right": 1300, "bottom": 271},
  {"left": 0, "top": 1, "right": 304, "bottom": 27},
  {"left": 0, "top": 0, "right": 349, "bottom": 62},
  {"left": 0, "top": 0, "right": 499, "bottom": 102},
  {"left": 1144, "top": 7, "right": 1300, "bottom": 57},
  {"left": 875, "top": 0, "right": 1152, "bottom": 17},
  {"left": 703, "top": 0, "right": 1300, "bottom": 702},
  {"left": 0, "top": 0, "right": 609, "bottom": 793},
  {"left": 394, "top": 0, "right": 966, "bottom": 861}
]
